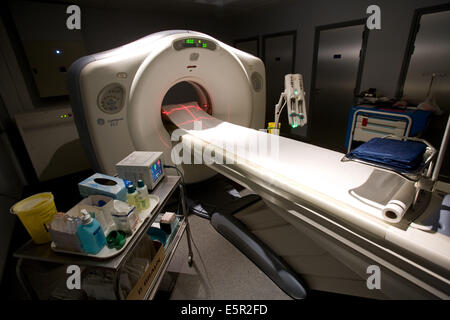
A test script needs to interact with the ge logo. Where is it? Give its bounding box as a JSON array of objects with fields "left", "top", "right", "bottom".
[{"left": 66, "top": 265, "right": 81, "bottom": 290}]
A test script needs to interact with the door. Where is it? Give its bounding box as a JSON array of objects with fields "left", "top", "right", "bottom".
[
  {"left": 399, "top": 6, "right": 450, "bottom": 180},
  {"left": 234, "top": 37, "right": 259, "bottom": 57},
  {"left": 401, "top": 9, "right": 450, "bottom": 106},
  {"left": 311, "top": 23, "right": 366, "bottom": 152},
  {"left": 263, "top": 32, "right": 296, "bottom": 132}
]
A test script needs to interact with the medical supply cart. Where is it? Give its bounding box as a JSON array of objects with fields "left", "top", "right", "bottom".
[
  {"left": 345, "top": 105, "right": 431, "bottom": 152},
  {"left": 13, "top": 176, "right": 193, "bottom": 300}
]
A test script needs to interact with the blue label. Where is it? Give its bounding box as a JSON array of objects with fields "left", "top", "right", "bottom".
[{"left": 93, "top": 226, "right": 101, "bottom": 236}]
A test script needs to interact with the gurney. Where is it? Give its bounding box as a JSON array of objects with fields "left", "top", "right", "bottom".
[{"left": 162, "top": 104, "right": 450, "bottom": 299}]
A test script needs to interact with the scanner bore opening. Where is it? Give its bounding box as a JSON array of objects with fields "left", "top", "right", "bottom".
[{"left": 161, "top": 81, "right": 212, "bottom": 134}]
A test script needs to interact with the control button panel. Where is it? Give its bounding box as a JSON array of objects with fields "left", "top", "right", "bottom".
[
  {"left": 97, "top": 83, "right": 125, "bottom": 114},
  {"left": 251, "top": 72, "right": 263, "bottom": 92},
  {"left": 151, "top": 159, "right": 163, "bottom": 182}
]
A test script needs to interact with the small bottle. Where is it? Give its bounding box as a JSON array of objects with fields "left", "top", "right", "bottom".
[
  {"left": 77, "top": 209, "right": 106, "bottom": 254},
  {"left": 127, "top": 184, "right": 140, "bottom": 211},
  {"left": 136, "top": 180, "right": 150, "bottom": 211}
]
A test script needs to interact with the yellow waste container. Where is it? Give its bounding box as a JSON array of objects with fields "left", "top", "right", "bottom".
[
  {"left": 10, "top": 192, "right": 57, "bottom": 244},
  {"left": 267, "top": 122, "right": 281, "bottom": 135}
]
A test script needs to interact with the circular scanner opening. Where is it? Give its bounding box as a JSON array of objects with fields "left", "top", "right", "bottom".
[{"left": 161, "top": 81, "right": 212, "bottom": 133}]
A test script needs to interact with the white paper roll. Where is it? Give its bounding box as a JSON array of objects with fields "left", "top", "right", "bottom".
[{"left": 381, "top": 182, "right": 416, "bottom": 223}]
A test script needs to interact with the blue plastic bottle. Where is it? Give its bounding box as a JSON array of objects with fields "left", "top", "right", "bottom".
[{"left": 77, "top": 209, "right": 106, "bottom": 254}]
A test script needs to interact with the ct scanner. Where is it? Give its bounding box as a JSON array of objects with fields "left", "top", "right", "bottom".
[
  {"left": 69, "top": 30, "right": 450, "bottom": 299},
  {"left": 68, "top": 30, "right": 265, "bottom": 183}
]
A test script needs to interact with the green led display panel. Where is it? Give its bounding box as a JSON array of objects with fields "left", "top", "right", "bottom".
[{"left": 173, "top": 38, "right": 217, "bottom": 51}]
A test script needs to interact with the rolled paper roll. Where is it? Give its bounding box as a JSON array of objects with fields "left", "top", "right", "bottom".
[{"left": 382, "top": 182, "right": 416, "bottom": 223}]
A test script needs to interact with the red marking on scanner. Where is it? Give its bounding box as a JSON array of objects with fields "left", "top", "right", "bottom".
[
  {"left": 182, "top": 104, "right": 197, "bottom": 119},
  {"left": 161, "top": 104, "right": 202, "bottom": 115},
  {"left": 163, "top": 103, "right": 214, "bottom": 129},
  {"left": 177, "top": 117, "right": 213, "bottom": 127}
]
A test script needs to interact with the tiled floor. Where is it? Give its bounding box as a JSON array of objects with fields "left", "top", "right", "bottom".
[{"left": 165, "top": 214, "right": 291, "bottom": 300}]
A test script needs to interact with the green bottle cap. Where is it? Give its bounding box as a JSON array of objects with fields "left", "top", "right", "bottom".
[
  {"left": 127, "top": 184, "right": 136, "bottom": 193},
  {"left": 137, "top": 180, "right": 145, "bottom": 188}
]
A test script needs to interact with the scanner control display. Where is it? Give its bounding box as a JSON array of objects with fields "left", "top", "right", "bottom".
[
  {"left": 151, "top": 159, "right": 163, "bottom": 182},
  {"left": 173, "top": 38, "right": 217, "bottom": 51},
  {"left": 97, "top": 83, "right": 125, "bottom": 114}
]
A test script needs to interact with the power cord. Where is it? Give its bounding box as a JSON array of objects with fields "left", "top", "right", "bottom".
[
  {"left": 163, "top": 164, "right": 186, "bottom": 216},
  {"left": 163, "top": 164, "right": 185, "bottom": 185},
  {"left": 163, "top": 165, "right": 212, "bottom": 220}
]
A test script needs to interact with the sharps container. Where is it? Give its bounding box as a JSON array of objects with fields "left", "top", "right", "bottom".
[{"left": 10, "top": 192, "right": 57, "bottom": 244}]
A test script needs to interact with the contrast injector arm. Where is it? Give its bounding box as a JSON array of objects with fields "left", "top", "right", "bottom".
[{"left": 274, "top": 74, "right": 307, "bottom": 134}]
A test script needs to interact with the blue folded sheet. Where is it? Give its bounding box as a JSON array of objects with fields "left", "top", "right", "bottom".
[{"left": 348, "top": 138, "right": 426, "bottom": 171}]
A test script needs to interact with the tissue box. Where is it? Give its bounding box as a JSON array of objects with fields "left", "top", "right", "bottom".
[
  {"left": 78, "top": 173, "right": 127, "bottom": 202},
  {"left": 49, "top": 213, "right": 82, "bottom": 252},
  {"left": 115, "top": 151, "right": 164, "bottom": 190},
  {"left": 49, "top": 228, "right": 82, "bottom": 252}
]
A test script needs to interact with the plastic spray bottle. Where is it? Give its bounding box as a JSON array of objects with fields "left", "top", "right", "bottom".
[{"left": 77, "top": 209, "right": 106, "bottom": 254}]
